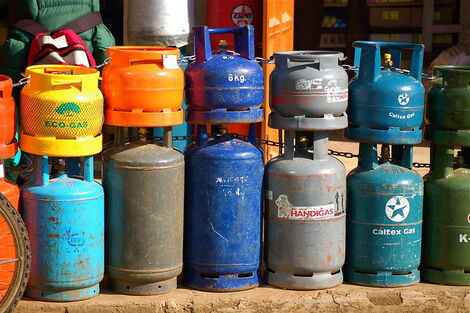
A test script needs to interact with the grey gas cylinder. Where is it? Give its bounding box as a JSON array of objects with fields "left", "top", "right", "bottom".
[
  {"left": 264, "top": 130, "right": 346, "bottom": 289},
  {"left": 103, "top": 128, "right": 184, "bottom": 295},
  {"left": 269, "top": 51, "right": 348, "bottom": 130}
]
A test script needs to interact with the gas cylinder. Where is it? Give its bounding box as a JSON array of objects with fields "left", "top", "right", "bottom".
[
  {"left": 0, "top": 75, "right": 17, "bottom": 159},
  {"left": 184, "top": 125, "right": 264, "bottom": 291},
  {"left": 185, "top": 26, "right": 264, "bottom": 124},
  {"left": 422, "top": 146, "right": 470, "bottom": 285},
  {"left": 427, "top": 66, "right": 470, "bottom": 138},
  {"left": 269, "top": 51, "right": 348, "bottom": 130},
  {"left": 345, "top": 144, "right": 423, "bottom": 286},
  {"left": 124, "top": 0, "right": 192, "bottom": 47},
  {"left": 19, "top": 65, "right": 103, "bottom": 157},
  {"left": 21, "top": 156, "right": 104, "bottom": 301},
  {"left": 206, "top": 0, "right": 262, "bottom": 53},
  {"left": 103, "top": 47, "right": 184, "bottom": 127},
  {"left": 154, "top": 54, "right": 191, "bottom": 152},
  {"left": 264, "top": 131, "right": 345, "bottom": 289},
  {"left": 346, "top": 42, "right": 425, "bottom": 145},
  {"left": 0, "top": 160, "right": 19, "bottom": 210},
  {"left": 103, "top": 127, "right": 184, "bottom": 295},
  {"left": 422, "top": 66, "right": 470, "bottom": 285},
  {"left": 0, "top": 74, "right": 19, "bottom": 206}
]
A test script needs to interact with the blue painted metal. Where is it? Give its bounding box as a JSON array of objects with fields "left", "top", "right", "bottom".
[
  {"left": 185, "top": 26, "right": 264, "bottom": 124},
  {"left": 21, "top": 156, "right": 104, "bottom": 301},
  {"left": 346, "top": 41, "right": 425, "bottom": 145},
  {"left": 345, "top": 144, "right": 423, "bottom": 286},
  {"left": 184, "top": 125, "right": 264, "bottom": 291}
]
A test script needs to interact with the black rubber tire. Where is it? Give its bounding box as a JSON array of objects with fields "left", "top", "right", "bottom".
[{"left": 0, "top": 193, "right": 31, "bottom": 313}]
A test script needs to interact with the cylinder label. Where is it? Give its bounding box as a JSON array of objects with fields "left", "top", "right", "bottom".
[
  {"left": 398, "top": 93, "right": 410, "bottom": 105},
  {"left": 325, "top": 80, "right": 348, "bottom": 103},
  {"left": 295, "top": 78, "right": 322, "bottom": 91},
  {"left": 385, "top": 196, "right": 410, "bottom": 222},
  {"left": 460, "top": 234, "right": 470, "bottom": 242},
  {"left": 275, "top": 194, "right": 337, "bottom": 220},
  {"left": 372, "top": 227, "right": 416, "bottom": 236},
  {"left": 163, "top": 55, "right": 179, "bottom": 70},
  {"left": 232, "top": 5, "right": 254, "bottom": 27}
]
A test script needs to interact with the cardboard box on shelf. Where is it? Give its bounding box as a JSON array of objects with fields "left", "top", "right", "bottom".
[
  {"left": 320, "top": 33, "right": 346, "bottom": 48},
  {"left": 433, "top": 33, "right": 454, "bottom": 44},
  {"left": 433, "top": 7, "right": 453, "bottom": 24},
  {"left": 411, "top": 7, "right": 454, "bottom": 27},
  {"left": 413, "top": 33, "right": 454, "bottom": 45},
  {"left": 370, "top": 33, "right": 416, "bottom": 43},
  {"left": 367, "top": 0, "right": 419, "bottom": 3},
  {"left": 324, "top": 0, "right": 348, "bottom": 5},
  {"left": 370, "top": 7, "right": 412, "bottom": 27}
]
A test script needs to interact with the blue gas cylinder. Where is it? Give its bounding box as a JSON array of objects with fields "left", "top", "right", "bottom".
[
  {"left": 345, "top": 144, "right": 423, "bottom": 286},
  {"left": 184, "top": 125, "right": 264, "bottom": 291},
  {"left": 22, "top": 156, "right": 104, "bottom": 301},
  {"left": 346, "top": 41, "right": 425, "bottom": 145},
  {"left": 185, "top": 26, "right": 264, "bottom": 124}
]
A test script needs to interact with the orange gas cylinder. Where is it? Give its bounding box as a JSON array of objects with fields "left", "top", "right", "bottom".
[
  {"left": 0, "top": 76, "right": 17, "bottom": 159},
  {"left": 0, "top": 161, "right": 19, "bottom": 210},
  {"left": 103, "top": 46, "right": 184, "bottom": 127}
]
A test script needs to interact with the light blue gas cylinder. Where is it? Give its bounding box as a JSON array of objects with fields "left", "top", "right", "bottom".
[{"left": 21, "top": 156, "right": 104, "bottom": 301}]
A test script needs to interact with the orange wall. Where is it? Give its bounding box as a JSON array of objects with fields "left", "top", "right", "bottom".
[{"left": 262, "top": 0, "right": 294, "bottom": 161}]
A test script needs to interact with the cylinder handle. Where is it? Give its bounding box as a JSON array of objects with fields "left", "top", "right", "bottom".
[
  {"left": 193, "top": 25, "right": 255, "bottom": 63},
  {"left": 353, "top": 41, "right": 424, "bottom": 82}
]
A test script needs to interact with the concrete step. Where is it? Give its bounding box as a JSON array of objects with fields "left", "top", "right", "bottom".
[{"left": 14, "top": 283, "right": 470, "bottom": 313}]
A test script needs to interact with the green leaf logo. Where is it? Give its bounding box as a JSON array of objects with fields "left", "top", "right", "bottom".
[{"left": 56, "top": 102, "right": 81, "bottom": 117}]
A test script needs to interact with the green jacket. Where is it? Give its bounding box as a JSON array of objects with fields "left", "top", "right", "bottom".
[{"left": 0, "top": 0, "right": 115, "bottom": 82}]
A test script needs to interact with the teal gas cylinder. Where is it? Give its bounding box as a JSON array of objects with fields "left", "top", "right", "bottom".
[{"left": 345, "top": 144, "right": 423, "bottom": 286}]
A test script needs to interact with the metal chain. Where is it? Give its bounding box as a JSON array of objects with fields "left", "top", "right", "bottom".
[
  {"left": 14, "top": 134, "right": 426, "bottom": 169},
  {"left": 179, "top": 55, "right": 195, "bottom": 63},
  {"left": 258, "top": 138, "right": 282, "bottom": 147},
  {"left": 105, "top": 135, "right": 430, "bottom": 168},
  {"left": 390, "top": 67, "right": 436, "bottom": 80},
  {"left": 342, "top": 64, "right": 436, "bottom": 80},
  {"left": 4, "top": 164, "right": 33, "bottom": 173},
  {"left": 12, "top": 57, "right": 113, "bottom": 87},
  {"left": 421, "top": 72, "right": 436, "bottom": 80},
  {"left": 226, "top": 50, "right": 240, "bottom": 56},
  {"left": 412, "top": 162, "right": 431, "bottom": 168},
  {"left": 95, "top": 57, "right": 111, "bottom": 70},
  {"left": 341, "top": 64, "right": 360, "bottom": 72},
  {"left": 92, "top": 55, "right": 197, "bottom": 65},
  {"left": 172, "top": 135, "right": 192, "bottom": 141},
  {"left": 329, "top": 149, "right": 360, "bottom": 159},
  {"left": 389, "top": 67, "right": 410, "bottom": 75},
  {"left": 255, "top": 56, "right": 275, "bottom": 64},
  {"left": 12, "top": 77, "right": 30, "bottom": 88}
]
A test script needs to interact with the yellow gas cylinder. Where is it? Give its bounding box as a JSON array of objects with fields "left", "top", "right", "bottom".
[{"left": 19, "top": 65, "right": 103, "bottom": 157}]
